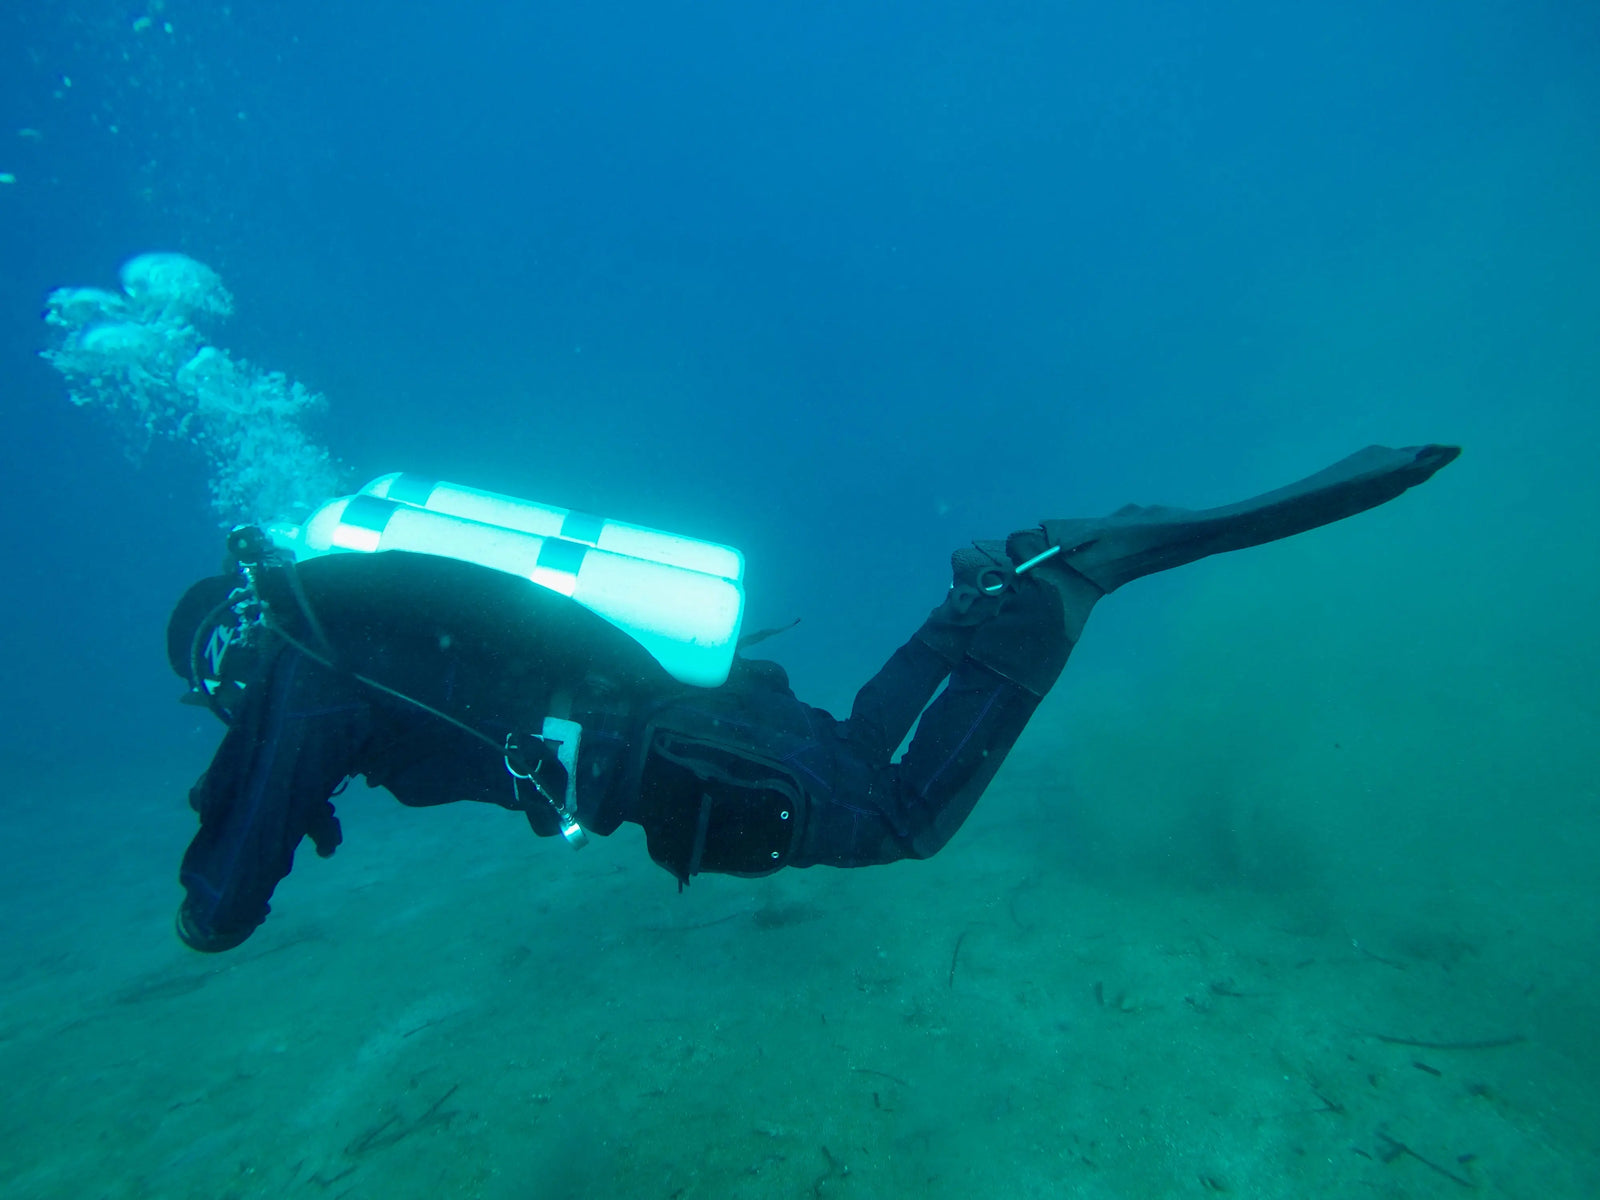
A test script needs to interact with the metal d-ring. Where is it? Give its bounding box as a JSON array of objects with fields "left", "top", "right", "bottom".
[{"left": 977, "top": 566, "right": 1010, "bottom": 594}]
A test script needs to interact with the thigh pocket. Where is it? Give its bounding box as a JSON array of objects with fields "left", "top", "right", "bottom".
[{"left": 639, "top": 737, "right": 806, "bottom": 883}]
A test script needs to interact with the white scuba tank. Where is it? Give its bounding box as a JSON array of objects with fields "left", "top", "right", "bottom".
[
  {"left": 361, "top": 473, "right": 743, "bottom": 580},
  {"left": 267, "top": 478, "right": 745, "bottom": 689}
]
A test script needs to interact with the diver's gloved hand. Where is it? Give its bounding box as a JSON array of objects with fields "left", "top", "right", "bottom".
[
  {"left": 175, "top": 646, "right": 372, "bottom": 953},
  {"left": 176, "top": 793, "right": 343, "bottom": 953},
  {"left": 304, "top": 799, "right": 343, "bottom": 858}
]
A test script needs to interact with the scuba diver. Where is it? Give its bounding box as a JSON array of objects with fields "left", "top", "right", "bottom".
[{"left": 166, "top": 443, "right": 1459, "bottom": 952}]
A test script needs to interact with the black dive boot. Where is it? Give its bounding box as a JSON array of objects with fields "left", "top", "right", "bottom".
[{"left": 1006, "top": 443, "right": 1459, "bottom": 596}]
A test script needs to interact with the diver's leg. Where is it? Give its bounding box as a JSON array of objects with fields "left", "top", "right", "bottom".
[
  {"left": 797, "top": 573, "right": 1080, "bottom": 867},
  {"left": 841, "top": 638, "right": 953, "bottom": 766},
  {"left": 877, "top": 574, "right": 1078, "bottom": 858},
  {"left": 842, "top": 542, "right": 1021, "bottom": 763},
  {"left": 177, "top": 648, "right": 370, "bottom": 952},
  {"left": 833, "top": 443, "right": 1462, "bottom": 861}
]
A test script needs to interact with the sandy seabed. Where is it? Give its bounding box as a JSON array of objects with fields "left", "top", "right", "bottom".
[{"left": 1, "top": 749, "right": 1595, "bottom": 1200}]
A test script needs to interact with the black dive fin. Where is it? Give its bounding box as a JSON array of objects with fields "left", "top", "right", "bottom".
[{"left": 1026, "top": 443, "right": 1460, "bottom": 593}]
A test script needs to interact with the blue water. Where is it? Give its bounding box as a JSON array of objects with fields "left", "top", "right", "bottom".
[{"left": 2, "top": 3, "right": 1597, "bottom": 1197}]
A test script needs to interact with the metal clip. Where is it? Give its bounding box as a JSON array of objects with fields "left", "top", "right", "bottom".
[{"left": 504, "top": 721, "right": 588, "bottom": 849}]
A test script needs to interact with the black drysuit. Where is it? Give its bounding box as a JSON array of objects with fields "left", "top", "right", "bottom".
[{"left": 170, "top": 444, "right": 1458, "bottom": 952}]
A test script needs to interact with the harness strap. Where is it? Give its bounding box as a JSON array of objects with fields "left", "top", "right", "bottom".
[{"left": 688, "top": 792, "right": 714, "bottom": 878}]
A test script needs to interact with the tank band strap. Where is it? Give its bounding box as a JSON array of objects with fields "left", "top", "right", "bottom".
[
  {"left": 386, "top": 473, "right": 439, "bottom": 506},
  {"left": 560, "top": 510, "right": 606, "bottom": 545}
]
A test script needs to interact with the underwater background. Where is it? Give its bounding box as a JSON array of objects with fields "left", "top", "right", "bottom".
[{"left": 2, "top": 2, "right": 1597, "bottom": 1197}]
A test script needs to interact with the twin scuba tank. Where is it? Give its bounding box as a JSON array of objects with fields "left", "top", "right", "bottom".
[{"left": 264, "top": 474, "right": 745, "bottom": 689}]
